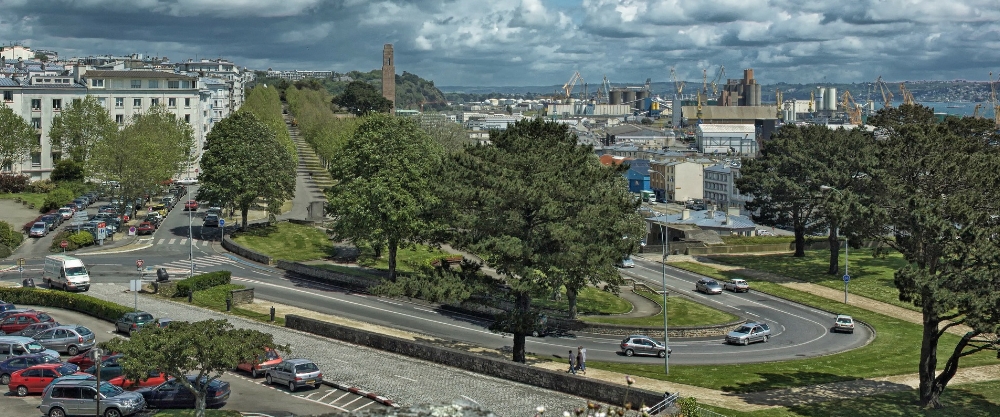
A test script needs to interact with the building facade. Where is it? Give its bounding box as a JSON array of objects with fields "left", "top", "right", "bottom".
[
  {"left": 703, "top": 161, "right": 749, "bottom": 214},
  {"left": 650, "top": 160, "right": 704, "bottom": 203}
]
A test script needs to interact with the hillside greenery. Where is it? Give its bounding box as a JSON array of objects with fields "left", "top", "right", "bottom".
[{"left": 255, "top": 70, "right": 450, "bottom": 112}]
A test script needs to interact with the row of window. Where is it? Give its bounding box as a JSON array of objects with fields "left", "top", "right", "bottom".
[
  {"left": 92, "top": 79, "right": 189, "bottom": 89},
  {"left": 110, "top": 97, "right": 191, "bottom": 108},
  {"left": 705, "top": 172, "right": 731, "bottom": 181},
  {"left": 705, "top": 182, "right": 729, "bottom": 192}
]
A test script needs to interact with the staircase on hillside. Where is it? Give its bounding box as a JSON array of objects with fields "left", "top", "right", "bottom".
[{"left": 283, "top": 108, "right": 335, "bottom": 195}]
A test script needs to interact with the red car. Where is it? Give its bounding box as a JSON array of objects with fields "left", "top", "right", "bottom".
[
  {"left": 107, "top": 371, "right": 169, "bottom": 390},
  {"left": 67, "top": 351, "right": 116, "bottom": 370},
  {"left": 184, "top": 200, "right": 199, "bottom": 211},
  {"left": 237, "top": 348, "right": 282, "bottom": 378},
  {"left": 0, "top": 311, "right": 55, "bottom": 333},
  {"left": 136, "top": 222, "right": 157, "bottom": 235},
  {"left": 8, "top": 363, "right": 85, "bottom": 396}
]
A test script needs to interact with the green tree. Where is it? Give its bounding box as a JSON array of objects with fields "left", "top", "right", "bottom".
[
  {"left": 102, "top": 319, "right": 287, "bottom": 417},
  {"left": 332, "top": 81, "right": 393, "bottom": 116},
  {"left": 444, "top": 119, "right": 640, "bottom": 362},
  {"left": 88, "top": 106, "right": 194, "bottom": 215},
  {"left": 736, "top": 125, "right": 829, "bottom": 257},
  {"left": 872, "top": 105, "right": 1000, "bottom": 408},
  {"left": 0, "top": 221, "right": 24, "bottom": 251},
  {"left": 197, "top": 111, "right": 295, "bottom": 228},
  {"left": 327, "top": 113, "right": 443, "bottom": 281},
  {"left": 419, "top": 118, "right": 473, "bottom": 154},
  {"left": 49, "top": 159, "right": 85, "bottom": 183},
  {"left": 0, "top": 105, "right": 37, "bottom": 170},
  {"left": 48, "top": 95, "right": 118, "bottom": 162}
]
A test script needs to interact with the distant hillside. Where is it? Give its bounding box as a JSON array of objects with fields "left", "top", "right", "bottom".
[{"left": 255, "top": 70, "right": 449, "bottom": 111}]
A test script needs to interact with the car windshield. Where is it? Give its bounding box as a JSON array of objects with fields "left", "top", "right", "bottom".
[
  {"left": 708, "top": 281, "right": 719, "bottom": 286},
  {"left": 75, "top": 326, "right": 93, "bottom": 336},
  {"left": 41, "top": 355, "right": 60, "bottom": 364},
  {"left": 264, "top": 350, "right": 280, "bottom": 360},
  {"left": 26, "top": 342, "right": 46, "bottom": 352},
  {"left": 65, "top": 266, "right": 88, "bottom": 276},
  {"left": 837, "top": 317, "right": 853, "bottom": 323},
  {"left": 99, "top": 382, "right": 124, "bottom": 397},
  {"left": 733, "top": 326, "right": 753, "bottom": 334},
  {"left": 57, "top": 364, "right": 77, "bottom": 376},
  {"left": 32, "top": 223, "right": 45, "bottom": 229},
  {"left": 294, "top": 363, "right": 319, "bottom": 373},
  {"left": 136, "top": 314, "right": 153, "bottom": 322}
]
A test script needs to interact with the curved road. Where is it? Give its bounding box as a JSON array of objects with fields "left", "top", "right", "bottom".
[{"left": 5, "top": 195, "right": 872, "bottom": 366}]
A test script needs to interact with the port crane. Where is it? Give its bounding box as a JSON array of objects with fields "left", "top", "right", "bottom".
[
  {"left": 670, "top": 67, "right": 685, "bottom": 98},
  {"left": 841, "top": 90, "right": 863, "bottom": 125},
  {"left": 775, "top": 89, "right": 783, "bottom": 119},
  {"left": 973, "top": 103, "right": 982, "bottom": 118},
  {"left": 875, "top": 76, "right": 894, "bottom": 109},
  {"left": 899, "top": 83, "right": 916, "bottom": 105},
  {"left": 562, "top": 71, "right": 583, "bottom": 99},
  {"left": 710, "top": 66, "right": 726, "bottom": 97}
]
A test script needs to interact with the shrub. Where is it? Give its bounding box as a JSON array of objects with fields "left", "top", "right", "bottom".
[
  {"left": 0, "top": 221, "right": 24, "bottom": 249},
  {"left": 0, "top": 288, "right": 132, "bottom": 322},
  {"left": 68, "top": 231, "right": 95, "bottom": 247},
  {"left": 50, "top": 160, "right": 85, "bottom": 183},
  {"left": 49, "top": 230, "right": 81, "bottom": 252},
  {"left": 0, "top": 173, "right": 30, "bottom": 193},
  {"left": 42, "top": 187, "right": 76, "bottom": 212},
  {"left": 0, "top": 244, "right": 11, "bottom": 259},
  {"left": 174, "top": 271, "right": 232, "bottom": 297},
  {"left": 28, "top": 179, "right": 57, "bottom": 193}
]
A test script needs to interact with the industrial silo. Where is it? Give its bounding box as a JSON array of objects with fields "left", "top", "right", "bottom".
[
  {"left": 745, "top": 85, "right": 758, "bottom": 108},
  {"left": 815, "top": 87, "right": 825, "bottom": 111},
  {"left": 622, "top": 91, "right": 636, "bottom": 105},
  {"left": 825, "top": 87, "right": 837, "bottom": 112},
  {"left": 610, "top": 90, "right": 623, "bottom": 105},
  {"left": 754, "top": 84, "right": 762, "bottom": 106}
]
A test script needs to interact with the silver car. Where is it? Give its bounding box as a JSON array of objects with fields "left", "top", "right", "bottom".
[
  {"left": 33, "top": 325, "right": 96, "bottom": 356},
  {"left": 40, "top": 379, "right": 145, "bottom": 417},
  {"left": 265, "top": 358, "right": 323, "bottom": 392},
  {"left": 726, "top": 322, "right": 772, "bottom": 345},
  {"left": 619, "top": 335, "right": 671, "bottom": 358},
  {"left": 696, "top": 278, "right": 724, "bottom": 294}
]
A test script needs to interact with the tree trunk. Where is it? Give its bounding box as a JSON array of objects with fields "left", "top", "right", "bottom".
[
  {"left": 195, "top": 391, "right": 207, "bottom": 417},
  {"left": 793, "top": 226, "right": 806, "bottom": 257},
  {"left": 387, "top": 238, "right": 398, "bottom": 282},
  {"left": 512, "top": 292, "right": 530, "bottom": 363},
  {"left": 923, "top": 331, "right": 976, "bottom": 408},
  {"left": 566, "top": 284, "right": 579, "bottom": 320},
  {"left": 918, "top": 299, "right": 943, "bottom": 408},
  {"left": 241, "top": 207, "right": 249, "bottom": 230},
  {"left": 827, "top": 225, "right": 840, "bottom": 275}
]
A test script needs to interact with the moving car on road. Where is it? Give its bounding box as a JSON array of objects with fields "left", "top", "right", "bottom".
[
  {"left": 617, "top": 257, "right": 635, "bottom": 268},
  {"left": 136, "top": 375, "right": 230, "bottom": 409},
  {"left": 136, "top": 222, "right": 156, "bottom": 235},
  {"left": 183, "top": 200, "right": 199, "bottom": 211},
  {"left": 696, "top": 278, "right": 724, "bottom": 295},
  {"left": 619, "top": 335, "right": 671, "bottom": 358},
  {"left": 7, "top": 363, "right": 85, "bottom": 396},
  {"left": 726, "top": 322, "right": 771, "bottom": 345},
  {"left": 265, "top": 358, "right": 323, "bottom": 392},
  {"left": 202, "top": 214, "right": 220, "bottom": 227},
  {"left": 833, "top": 314, "right": 855, "bottom": 334},
  {"left": 723, "top": 278, "right": 750, "bottom": 293}
]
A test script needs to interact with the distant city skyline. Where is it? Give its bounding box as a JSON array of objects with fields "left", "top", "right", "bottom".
[{"left": 2, "top": 0, "right": 999, "bottom": 87}]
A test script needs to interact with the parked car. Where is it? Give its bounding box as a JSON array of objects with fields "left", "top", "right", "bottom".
[
  {"left": 726, "top": 322, "right": 772, "bottom": 345},
  {"left": 0, "top": 353, "right": 63, "bottom": 385},
  {"left": 67, "top": 351, "right": 115, "bottom": 371},
  {"left": 0, "top": 311, "right": 55, "bottom": 333},
  {"left": 32, "top": 325, "right": 96, "bottom": 356},
  {"left": 175, "top": 177, "right": 198, "bottom": 186},
  {"left": 723, "top": 278, "right": 750, "bottom": 293},
  {"left": 30, "top": 222, "right": 49, "bottom": 237},
  {"left": 136, "top": 222, "right": 156, "bottom": 235},
  {"left": 619, "top": 335, "right": 670, "bottom": 358},
  {"left": 41, "top": 214, "right": 62, "bottom": 230},
  {"left": 237, "top": 348, "right": 282, "bottom": 378},
  {"left": 83, "top": 354, "right": 125, "bottom": 380},
  {"left": 160, "top": 197, "right": 176, "bottom": 209},
  {"left": 143, "top": 214, "right": 162, "bottom": 228},
  {"left": 40, "top": 379, "right": 146, "bottom": 417},
  {"left": 6, "top": 321, "right": 59, "bottom": 338},
  {"left": 833, "top": 314, "right": 855, "bottom": 334},
  {"left": 7, "top": 363, "right": 85, "bottom": 396},
  {"left": 183, "top": 200, "right": 199, "bottom": 211},
  {"left": 617, "top": 257, "right": 635, "bottom": 268},
  {"left": 137, "top": 375, "right": 230, "bottom": 409},
  {"left": 265, "top": 358, "right": 322, "bottom": 392},
  {"left": 695, "top": 278, "right": 724, "bottom": 295},
  {"left": 114, "top": 312, "right": 154, "bottom": 336},
  {"left": 0, "top": 302, "right": 16, "bottom": 314},
  {"left": 107, "top": 371, "right": 169, "bottom": 390},
  {"left": 58, "top": 207, "right": 75, "bottom": 220},
  {"left": 202, "top": 214, "right": 220, "bottom": 227}
]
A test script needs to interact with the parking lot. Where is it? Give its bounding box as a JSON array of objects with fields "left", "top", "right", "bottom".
[{"left": 2, "top": 306, "right": 387, "bottom": 416}]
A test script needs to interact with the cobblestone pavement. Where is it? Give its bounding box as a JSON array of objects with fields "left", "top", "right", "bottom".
[{"left": 86, "top": 283, "right": 593, "bottom": 416}]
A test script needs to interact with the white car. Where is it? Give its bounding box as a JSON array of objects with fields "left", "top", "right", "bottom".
[
  {"left": 175, "top": 177, "right": 198, "bottom": 185},
  {"left": 833, "top": 314, "right": 855, "bottom": 334}
]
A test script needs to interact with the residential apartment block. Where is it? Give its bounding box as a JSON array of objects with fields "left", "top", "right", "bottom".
[
  {"left": 704, "top": 161, "right": 749, "bottom": 214},
  {"left": 649, "top": 160, "right": 704, "bottom": 203}
]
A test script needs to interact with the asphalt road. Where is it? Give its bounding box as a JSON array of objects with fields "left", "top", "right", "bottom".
[
  {"left": 4, "top": 188, "right": 872, "bottom": 367},
  {"left": 0, "top": 307, "right": 380, "bottom": 416}
]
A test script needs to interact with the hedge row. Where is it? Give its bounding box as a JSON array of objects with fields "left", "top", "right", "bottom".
[
  {"left": 175, "top": 271, "right": 232, "bottom": 297},
  {"left": 0, "top": 288, "right": 131, "bottom": 322}
]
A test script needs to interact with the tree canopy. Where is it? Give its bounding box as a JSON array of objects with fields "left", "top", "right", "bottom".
[
  {"left": 102, "top": 319, "right": 287, "bottom": 417},
  {"left": 197, "top": 111, "right": 296, "bottom": 228},
  {"left": 327, "top": 113, "right": 443, "bottom": 281},
  {"left": 332, "top": 81, "right": 393, "bottom": 116},
  {"left": 0, "top": 105, "right": 37, "bottom": 170},
  {"left": 49, "top": 95, "right": 118, "bottom": 162}
]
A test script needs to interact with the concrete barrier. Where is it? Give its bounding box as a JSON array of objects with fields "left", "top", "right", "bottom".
[
  {"left": 285, "top": 315, "right": 665, "bottom": 409},
  {"left": 230, "top": 287, "right": 254, "bottom": 305}
]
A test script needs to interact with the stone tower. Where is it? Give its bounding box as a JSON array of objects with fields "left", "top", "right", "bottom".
[{"left": 382, "top": 44, "right": 395, "bottom": 112}]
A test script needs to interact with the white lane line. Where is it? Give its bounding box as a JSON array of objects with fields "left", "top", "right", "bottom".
[
  {"left": 413, "top": 307, "right": 435, "bottom": 313},
  {"left": 332, "top": 391, "right": 351, "bottom": 403},
  {"left": 317, "top": 390, "right": 336, "bottom": 402},
  {"left": 394, "top": 375, "right": 416, "bottom": 382},
  {"left": 341, "top": 396, "right": 365, "bottom": 408},
  {"left": 352, "top": 401, "right": 376, "bottom": 411},
  {"left": 381, "top": 300, "right": 402, "bottom": 306},
  {"left": 289, "top": 389, "right": 350, "bottom": 411}
]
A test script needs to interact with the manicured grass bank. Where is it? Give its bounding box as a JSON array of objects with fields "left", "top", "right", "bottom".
[
  {"left": 580, "top": 290, "right": 738, "bottom": 327},
  {"left": 231, "top": 222, "right": 334, "bottom": 261}
]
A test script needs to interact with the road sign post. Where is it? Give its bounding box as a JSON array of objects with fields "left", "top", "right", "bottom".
[
  {"left": 60, "top": 240, "right": 68, "bottom": 253},
  {"left": 17, "top": 258, "right": 24, "bottom": 286},
  {"left": 219, "top": 219, "right": 225, "bottom": 242},
  {"left": 843, "top": 274, "right": 850, "bottom": 304},
  {"left": 91, "top": 347, "right": 104, "bottom": 416}
]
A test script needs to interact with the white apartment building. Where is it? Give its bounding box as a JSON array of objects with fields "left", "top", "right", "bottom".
[
  {"left": 704, "top": 161, "right": 749, "bottom": 214},
  {"left": 0, "top": 74, "right": 88, "bottom": 177},
  {"left": 649, "top": 160, "right": 704, "bottom": 203}
]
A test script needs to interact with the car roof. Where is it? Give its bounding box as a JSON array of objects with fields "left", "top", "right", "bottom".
[
  {"left": 837, "top": 314, "right": 853, "bottom": 319},
  {"left": 283, "top": 358, "right": 315, "bottom": 365}
]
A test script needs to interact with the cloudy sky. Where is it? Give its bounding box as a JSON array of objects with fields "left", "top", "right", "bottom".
[{"left": 2, "top": 0, "right": 999, "bottom": 87}]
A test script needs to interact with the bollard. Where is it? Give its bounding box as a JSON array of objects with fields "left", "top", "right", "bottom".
[
  {"left": 226, "top": 298, "right": 231, "bottom": 311},
  {"left": 270, "top": 306, "right": 275, "bottom": 322},
  {"left": 188, "top": 292, "right": 193, "bottom": 303}
]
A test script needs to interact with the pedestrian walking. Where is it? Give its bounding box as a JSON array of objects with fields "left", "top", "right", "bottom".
[
  {"left": 568, "top": 350, "right": 577, "bottom": 374},
  {"left": 577, "top": 346, "right": 587, "bottom": 375}
]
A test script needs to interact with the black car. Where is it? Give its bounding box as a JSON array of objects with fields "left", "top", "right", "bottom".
[
  {"left": 203, "top": 214, "right": 220, "bottom": 227},
  {"left": 40, "top": 214, "right": 61, "bottom": 230},
  {"left": 137, "top": 376, "right": 231, "bottom": 409},
  {"left": 84, "top": 354, "right": 125, "bottom": 380}
]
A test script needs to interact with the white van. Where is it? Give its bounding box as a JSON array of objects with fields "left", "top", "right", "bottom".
[{"left": 43, "top": 255, "right": 90, "bottom": 292}]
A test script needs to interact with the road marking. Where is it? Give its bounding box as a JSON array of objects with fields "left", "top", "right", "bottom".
[
  {"left": 168, "top": 239, "right": 176, "bottom": 244},
  {"left": 331, "top": 391, "right": 351, "bottom": 403},
  {"left": 158, "top": 239, "right": 165, "bottom": 244},
  {"left": 203, "top": 240, "right": 210, "bottom": 246},
  {"left": 394, "top": 375, "right": 416, "bottom": 382},
  {"left": 460, "top": 395, "right": 481, "bottom": 405},
  {"left": 341, "top": 396, "right": 365, "bottom": 408},
  {"left": 180, "top": 238, "right": 188, "bottom": 244},
  {"left": 413, "top": 307, "right": 435, "bottom": 313},
  {"left": 317, "top": 390, "right": 337, "bottom": 402}
]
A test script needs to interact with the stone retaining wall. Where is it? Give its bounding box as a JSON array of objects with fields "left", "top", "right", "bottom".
[
  {"left": 230, "top": 288, "right": 254, "bottom": 305},
  {"left": 275, "top": 260, "right": 382, "bottom": 289},
  {"left": 222, "top": 236, "right": 273, "bottom": 265},
  {"left": 285, "top": 315, "right": 665, "bottom": 409}
]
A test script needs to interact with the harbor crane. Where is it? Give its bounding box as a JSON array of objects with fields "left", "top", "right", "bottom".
[
  {"left": 841, "top": 90, "right": 863, "bottom": 125},
  {"left": 670, "top": 67, "right": 685, "bottom": 98},
  {"left": 899, "top": 83, "right": 916, "bottom": 105},
  {"left": 973, "top": 103, "right": 982, "bottom": 118},
  {"left": 775, "top": 89, "right": 783, "bottom": 119},
  {"left": 562, "top": 71, "right": 583, "bottom": 99},
  {"left": 710, "top": 66, "right": 726, "bottom": 97},
  {"left": 875, "top": 76, "right": 894, "bottom": 109}
]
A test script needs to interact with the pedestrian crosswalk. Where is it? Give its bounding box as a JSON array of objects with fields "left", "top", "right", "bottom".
[
  {"left": 151, "top": 238, "right": 214, "bottom": 246},
  {"left": 157, "top": 255, "right": 238, "bottom": 273}
]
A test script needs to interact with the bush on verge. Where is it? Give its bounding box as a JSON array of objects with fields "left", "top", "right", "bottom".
[
  {"left": 174, "top": 271, "right": 232, "bottom": 297},
  {"left": 0, "top": 288, "right": 131, "bottom": 322}
]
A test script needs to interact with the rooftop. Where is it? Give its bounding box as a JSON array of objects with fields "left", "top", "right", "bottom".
[
  {"left": 697, "top": 124, "right": 756, "bottom": 133},
  {"left": 84, "top": 70, "right": 195, "bottom": 80}
]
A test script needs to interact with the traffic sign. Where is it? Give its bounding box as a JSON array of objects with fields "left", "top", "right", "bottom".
[
  {"left": 60, "top": 240, "right": 68, "bottom": 248},
  {"left": 17, "top": 266, "right": 23, "bottom": 273},
  {"left": 17, "top": 257, "right": 25, "bottom": 266},
  {"left": 843, "top": 274, "right": 851, "bottom": 283},
  {"left": 218, "top": 219, "right": 225, "bottom": 228},
  {"left": 137, "top": 259, "right": 144, "bottom": 268},
  {"left": 128, "top": 226, "right": 137, "bottom": 236}
]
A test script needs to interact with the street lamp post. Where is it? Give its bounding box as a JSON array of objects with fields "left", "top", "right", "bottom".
[
  {"left": 188, "top": 202, "right": 194, "bottom": 278},
  {"left": 648, "top": 170, "right": 670, "bottom": 375},
  {"left": 820, "top": 185, "right": 849, "bottom": 303}
]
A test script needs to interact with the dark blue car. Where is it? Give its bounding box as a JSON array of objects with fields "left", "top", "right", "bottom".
[
  {"left": 136, "top": 375, "right": 231, "bottom": 409},
  {"left": 0, "top": 353, "right": 65, "bottom": 385}
]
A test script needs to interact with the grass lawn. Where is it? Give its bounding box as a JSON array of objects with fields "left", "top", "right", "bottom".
[
  {"left": 0, "top": 192, "right": 47, "bottom": 211},
  {"left": 533, "top": 286, "right": 633, "bottom": 315},
  {"left": 581, "top": 290, "right": 738, "bottom": 327},
  {"left": 231, "top": 222, "right": 334, "bottom": 262},
  {"left": 314, "top": 264, "right": 385, "bottom": 280},
  {"left": 582, "top": 261, "right": 997, "bottom": 393},
  {"left": 695, "top": 380, "right": 1000, "bottom": 417},
  {"left": 707, "top": 248, "right": 915, "bottom": 311},
  {"left": 157, "top": 284, "right": 286, "bottom": 326},
  {"left": 357, "top": 244, "right": 449, "bottom": 274}
]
